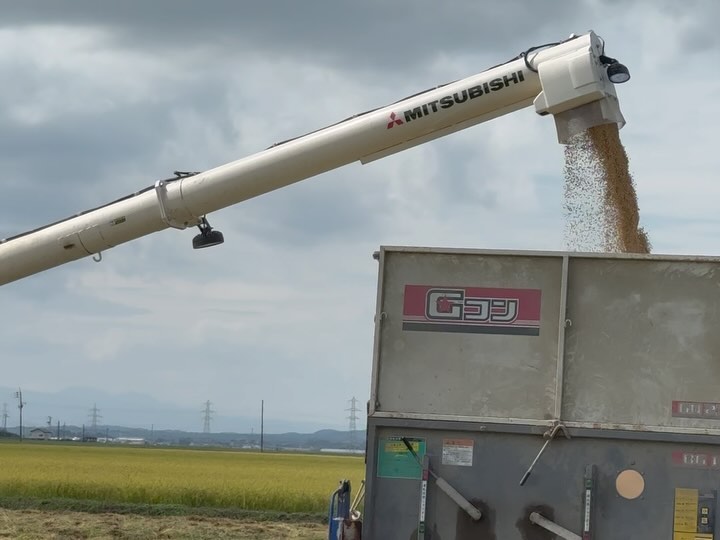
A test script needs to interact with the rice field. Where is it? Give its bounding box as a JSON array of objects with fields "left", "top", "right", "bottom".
[{"left": 0, "top": 442, "right": 365, "bottom": 513}]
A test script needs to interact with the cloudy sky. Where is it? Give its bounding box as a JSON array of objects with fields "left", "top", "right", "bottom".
[{"left": 1, "top": 1, "right": 718, "bottom": 432}]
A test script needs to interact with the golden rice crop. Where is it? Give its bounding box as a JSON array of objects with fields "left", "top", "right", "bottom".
[{"left": 0, "top": 443, "right": 365, "bottom": 513}]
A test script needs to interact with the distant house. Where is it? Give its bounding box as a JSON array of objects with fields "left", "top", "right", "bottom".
[{"left": 28, "top": 428, "right": 53, "bottom": 440}]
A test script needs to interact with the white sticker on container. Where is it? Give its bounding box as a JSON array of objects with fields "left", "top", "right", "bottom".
[{"left": 441, "top": 438, "right": 474, "bottom": 466}]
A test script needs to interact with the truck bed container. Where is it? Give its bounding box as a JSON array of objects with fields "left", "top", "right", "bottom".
[{"left": 363, "top": 246, "right": 720, "bottom": 539}]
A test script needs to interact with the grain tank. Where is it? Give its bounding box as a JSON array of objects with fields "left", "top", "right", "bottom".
[{"left": 362, "top": 246, "right": 720, "bottom": 539}]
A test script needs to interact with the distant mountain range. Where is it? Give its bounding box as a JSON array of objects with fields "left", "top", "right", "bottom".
[
  {"left": 0, "top": 386, "right": 360, "bottom": 434},
  {"left": 2, "top": 423, "right": 366, "bottom": 451}
]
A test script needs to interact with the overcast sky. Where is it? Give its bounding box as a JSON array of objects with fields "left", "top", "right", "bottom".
[{"left": 1, "top": 1, "right": 719, "bottom": 432}]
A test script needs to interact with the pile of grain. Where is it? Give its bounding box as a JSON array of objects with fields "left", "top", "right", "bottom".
[{"left": 563, "top": 122, "right": 650, "bottom": 254}]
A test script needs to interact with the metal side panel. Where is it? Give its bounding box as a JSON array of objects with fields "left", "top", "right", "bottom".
[
  {"left": 374, "top": 249, "right": 563, "bottom": 422},
  {"left": 363, "top": 418, "right": 720, "bottom": 540},
  {"left": 562, "top": 257, "right": 720, "bottom": 431}
]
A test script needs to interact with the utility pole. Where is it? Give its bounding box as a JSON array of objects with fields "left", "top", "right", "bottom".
[
  {"left": 1, "top": 403, "right": 8, "bottom": 432},
  {"left": 14, "top": 388, "right": 25, "bottom": 441},
  {"left": 202, "top": 401, "right": 214, "bottom": 434},
  {"left": 56, "top": 420, "right": 60, "bottom": 440},
  {"left": 260, "top": 400, "right": 264, "bottom": 453},
  {"left": 47, "top": 416, "right": 52, "bottom": 429},
  {"left": 88, "top": 403, "right": 102, "bottom": 435},
  {"left": 346, "top": 396, "right": 360, "bottom": 450}
]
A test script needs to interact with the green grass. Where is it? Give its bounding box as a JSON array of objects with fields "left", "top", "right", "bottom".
[{"left": 0, "top": 443, "right": 364, "bottom": 514}]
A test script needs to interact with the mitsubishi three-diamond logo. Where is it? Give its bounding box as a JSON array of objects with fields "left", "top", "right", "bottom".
[{"left": 386, "top": 112, "right": 403, "bottom": 129}]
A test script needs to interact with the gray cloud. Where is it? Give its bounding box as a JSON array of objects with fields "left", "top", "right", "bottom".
[
  {"left": 2, "top": 1, "right": 718, "bottom": 431},
  {"left": 1, "top": 1, "right": 592, "bottom": 69},
  {"left": 596, "top": 0, "right": 720, "bottom": 54}
]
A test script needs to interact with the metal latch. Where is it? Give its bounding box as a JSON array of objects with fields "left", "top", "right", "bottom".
[{"left": 519, "top": 422, "right": 570, "bottom": 486}]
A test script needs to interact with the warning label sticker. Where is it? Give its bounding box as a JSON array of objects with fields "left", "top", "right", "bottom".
[
  {"left": 441, "top": 438, "right": 473, "bottom": 467},
  {"left": 377, "top": 437, "right": 426, "bottom": 479},
  {"left": 673, "top": 487, "right": 716, "bottom": 540}
]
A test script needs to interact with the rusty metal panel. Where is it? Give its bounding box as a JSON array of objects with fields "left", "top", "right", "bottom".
[
  {"left": 374, "top": 248, "right": 563, "bottom": 422},
  {"left": 562, "top": 257, "right": 720, "bottom": 431}
]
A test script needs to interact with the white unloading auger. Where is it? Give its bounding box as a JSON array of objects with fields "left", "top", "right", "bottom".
[{"left": 0, "top": 31, "right": 630, "bottom": 286}]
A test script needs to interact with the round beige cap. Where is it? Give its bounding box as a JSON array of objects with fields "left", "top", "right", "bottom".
[{"left": 616, "top": 469, "right": 645, "bottom": 499}]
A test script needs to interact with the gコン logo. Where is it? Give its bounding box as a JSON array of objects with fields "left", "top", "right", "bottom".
[{"left": 402, "top": 284, "right": 541, "bottom": 336}]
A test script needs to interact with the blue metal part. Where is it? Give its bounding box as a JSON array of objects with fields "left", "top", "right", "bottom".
[{"left": 328, "top": 480, "right": 352, "bottom": 540}]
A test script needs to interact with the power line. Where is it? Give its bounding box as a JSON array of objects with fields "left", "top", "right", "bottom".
[
  {"left": 346, "top": 396, "right": 360, "bottom": 450},
  {"left": 1, "top": 403, "right": 8, "bottom": 432},
  {"left": 202, "top": 400, "right": 214, "bottom": 434},
  {"left": 14, "top": 388, "right": 26, "bottom": 441},
  {"left": 88, "top": 403, "right": 102, "bottom": 433}
]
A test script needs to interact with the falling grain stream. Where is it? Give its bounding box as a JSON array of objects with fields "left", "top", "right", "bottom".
[{"left": 564, "top": 123, "right": 650, "bottom": 254}]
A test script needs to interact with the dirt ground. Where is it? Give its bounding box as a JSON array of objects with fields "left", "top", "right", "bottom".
[{"left": 0, "top": 508, "right": 327, "bottom": 539}]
